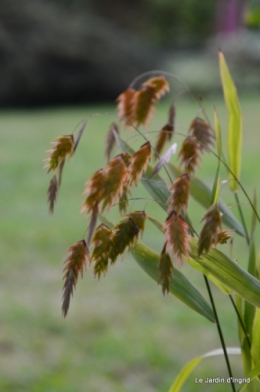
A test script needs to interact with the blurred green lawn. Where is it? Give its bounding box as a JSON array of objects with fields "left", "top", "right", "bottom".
[{"left": 1, "top": 93, "right": 260, "bottom": 392}]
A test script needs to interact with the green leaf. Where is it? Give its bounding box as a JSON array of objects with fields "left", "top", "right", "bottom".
[
  {"left": 187, "top": 257, "right": 230, "bottom": 295},
  {"left": 131, "top": 242, "right": 215, "bottom": 323},
  {"left": 141, "top": 165, "right": 169, "bottom": 210},
  {"left": 190, "top": 238, "right": 260, "bottom": 308},
  {"left": 238, "top": 361, "right": 260, "bottom": 392},
  {"left": 168, "top": 348, "right": 241, "bottom": 392},
  {"left": 210, "top": 108, "right": 222, "bottom": 205},
  {"left": 251, "top": 308, "right": 260, "bottom": 367},
  {"left": 250, "top": 190, "right": 257, "bottom": 241},
  {"left": 167, "top": 163, "right": 246, "bottom": 237},
  {"left": 238, "top": 360, "right": 260, "bottom": 391},
  {"left": 219, "top": 50, "right": 242, "bottom": 192},
  {"left": 98, "top": 214, "right": 215, "bottom": 322}
]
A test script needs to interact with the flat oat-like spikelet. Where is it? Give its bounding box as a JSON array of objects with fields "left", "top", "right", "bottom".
[
  {"left": 47, "top": 175, "right": 58, "bottom": 214},
  {"left": 81, "top": 154, "right": 128, "bottom": 215},
  {"left": 143, "top": 76, "right": 170, "bottom": 100},
  {"left": 44, "top": 135, "right": 74, "bottom": 173},
  {"left": 188, "top": 117, "right": 215, "bottom": 152},
  {"left": 116, "top": 88, "right": 136, "bottom": 127},
  {"left": 62, "top": 240, "right": 90, "bottom": 317},
  {"left": 128, "top": 142, "right": 151, "bottom": 186},
  {"left": 178, "top": 136, "right": 201, "bottom": 174},
  {"left": 133, "top": 76, "right": 170, "bottom": 127},
  {"left": 118, "top": 185, "right": 129, "bottom": 215},
  {"left": 216, "top": 230, "right": 232, "bottom": 244},
  {"left": 133, "top": 85, "right": 156, "bottom": 127},
  {"left": 91, "top": 224, "right": 114, "bottom": 279},
  {"left": 109, "top": 211, "right": 146, "bottom": 263},
  {"left": 197, "top": 204, "right": 222, "bottom": 257},
  {"left": 167, "top": 173, "right": 190, "bottom": 215},
  {"left": 158, "top": 243, "right": 174, "bottom": 295},
  {"left": 163, "top": 210, "right": 190, "bottom": 267}
]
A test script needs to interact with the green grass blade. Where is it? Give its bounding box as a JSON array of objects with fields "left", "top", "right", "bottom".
[
  {"left": 190, "top": 238, "right": 260, "bottom": 308},
  {"left": 250, "top": 190, "right": 257, "bottom": 241},
  {"left": 219, "top": 50, "right": 242, "bottom": 192},
  {"left": 131, "top": 242, "right": 215, "bottom": 322},
  {"left": 187, "top": 257, "right": 230, "bottom": 294},
  {"left": 210, "top": 108, "right": 222, "bottom": 205},
  {"left": 238, "top": 360, "right": 260, "bottom": 391},
  {"left": 251, "top": 308, "right": 260, "bottom": 368},
  {"left": 167, "top": 163, "right": 246, "bottom": 237},
  {"left": 168, "top": 348, "right": 241, "bottom": 392},
  {"left": 141, "top": 166, "right": 169, "bottom": 210},
  {"left": 168, "top": 357, "right": 202, "bottom": 392}
]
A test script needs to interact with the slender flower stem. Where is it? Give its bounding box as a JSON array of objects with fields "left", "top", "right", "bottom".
[
  {"left": 229, "top": 294, "right": 251, "bottom": 349},
  {"left": 203, "top": 275, "right": 236, "bottom": 392},
  {"left": 234, "top": 192, "right": 250, "bottom": 245}
]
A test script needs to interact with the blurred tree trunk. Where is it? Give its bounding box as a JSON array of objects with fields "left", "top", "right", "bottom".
[{"left": 216, "top": 0, "right": 249, "bottom": 34}]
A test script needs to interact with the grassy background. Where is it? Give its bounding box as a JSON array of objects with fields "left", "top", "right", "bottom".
[{"left": 1, "top": 92, "right": 260, "bottom": 392}]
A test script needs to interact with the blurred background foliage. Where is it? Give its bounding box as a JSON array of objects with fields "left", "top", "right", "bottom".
[
  {"left": 0, "top": 0, "right": 259, "bottom": 107},
  {"left": 2, "top": 1, "right": 260, "bottom": 391}
]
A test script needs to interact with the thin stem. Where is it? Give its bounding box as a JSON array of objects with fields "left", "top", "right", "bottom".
[
  {"left": 234, "top": 192, "right": 250, "bottom": 245},
  {"left": 203, "top": 275, "right": 236, "bottom": 392},
  {"left": 207, "top": 147, "right": 260, "bottom": 223},
  {"left": 229, "top": 294, "right": 251, "bottom": 349}
]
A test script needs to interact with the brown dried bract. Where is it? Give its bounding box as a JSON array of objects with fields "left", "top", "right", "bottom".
[
  {"left": 128, "top": 142, "right": 151, "bottom": 186},
  {"left": 197, "top": 204, "right": 222, "bottom": 257},
  {"left": 167, "top": 173, "right": 190, "bottom": 215},
  {"left": 81, "top": 154, "right": 128, "bottom": 215},
  {"left": 44, "top": 134, "right": 74, "bottom": 173},
  {"left": 188, "top": 117, "right": 215, "bottom": 153},
  {"left": 163, "top": 210, "right": 190, "bottom": 267},
  {"left": 62, "top": 240, "right": 90, "bottom": 317},
  {"left": 178, "top": 136, "right": 201, "bottom": 174},
  {"left": 158, "top": 243, "right": 174, "bottom": 295}
]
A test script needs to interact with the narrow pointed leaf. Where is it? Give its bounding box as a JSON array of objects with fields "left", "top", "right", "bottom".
[
  {"left": 187, "top": 257, "right": 230, "bottom": 294},
  {"left": 219, "top": 51, "right": 242, "bottom": 192},
  {"left": 169, "top": 348, "right": 241, "bottom": 392},
  {"left": 238, "top": 360, "right": 260, "bottom": 391},
  {"left": 210, "top": 109, "right": 222, "bottom": 205},
  {"left": 190, "top": 238, "right": 260, "bottom": 308},
  {"left": 131, "top": 242, "right": 215, "bottom": 322},
  {"left": 251, "top": 308, "right": 260, "bottom": 368},
  {"left": 250, "top": 190, "right": 257, "bottom": 241},
  {"left": 167, "top": 163, "right": 246, "bottom": 237}
]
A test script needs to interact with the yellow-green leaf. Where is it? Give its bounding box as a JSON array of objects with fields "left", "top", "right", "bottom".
[
  {"left": 131, "top": 242, "right": 215, "bottom": 322},
  {"left": 251, "top": 308, "right": 260, "bottom": 367},
  {"left": 210, "top": 108, "right": 222, "bottom": 205},
  {"left": 238, "top": 360, "right": 260, "bottom": 391},
  {"left": 190, "top": 238, "right": 260, "bottom": 308},
  {"left": 219, "top": 51, "right": 242, "bottom": 192},
  {"left": 169, "top": 348, "right": 241, "bottom": 392}
]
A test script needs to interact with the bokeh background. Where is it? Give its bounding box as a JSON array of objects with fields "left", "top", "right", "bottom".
[{"left": 1, "top": 1, "right": 260, "bottom": 391}]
